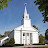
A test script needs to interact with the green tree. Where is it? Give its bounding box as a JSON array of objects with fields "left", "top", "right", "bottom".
[
  {"left": 4, "top": 38, "right": 15, "bottom": 46},
  {"left": 4, "top": 31, "right": 11, "bottom": 36},
  {"left": 0, "top": 0, "right": 12, "bottom": 10},
  {"left": 34, "top": 0, "right": 48, "bottom": 23},
  {"left": 45, "top": 29, "right": 48, "bottom": 44},
  {"left": 0, "top": 34, "right": 2, "bottom": 38},
  {"left": 5, "top": 40, "right": 9, "bottom": 44},
  {"left": 45, "top": 29, "right": 48, "bottom": 40},
  {"left": 32, "top": 25, "right": 38, "bottom": 30},
  {"left": 9, "top": 38, "right": 15, "bottom": 44},
  {"left": 39, "top": 34, "right": 45, "bottom": 44}
]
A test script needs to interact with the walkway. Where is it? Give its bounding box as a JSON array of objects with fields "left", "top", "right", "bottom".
[{"left": 0, "top": 45, "right": 48, "bottom": 48}]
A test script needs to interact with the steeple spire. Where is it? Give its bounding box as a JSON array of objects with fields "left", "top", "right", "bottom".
[
  {"left": 24, "top": 3, "right": 27, "bottom": 14},
  {"left": 23, "top": 3, "right": 29, "bottom": 19},
  {"left": 24, "top": 3, "right": 27, "bottom": 17}
]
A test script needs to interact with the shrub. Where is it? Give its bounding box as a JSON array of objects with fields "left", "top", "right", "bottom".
[
  {"left": 3, "top": 38, "right": 15, "bottom": 47},
  {"left": 15, "top": 44, "right": 24, "bottom": 46},
  {"left": 33, "top": 43, "right": 45, "bottom": 45},
  {"left": 39, "top": 34, "right": 45, "bottom": 44},
  {"left": 4, "top": 40, "right": 9, "bottom": 44},
  {"left": 2, "top": 44, "right": 15, "bottom": 47},
  {"left": 9, "top": 38, "right": 15, "bottom": 44}
]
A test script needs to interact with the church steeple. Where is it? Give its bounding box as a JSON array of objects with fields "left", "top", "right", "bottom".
[{"left": 21, "top": 3, "right": 31, "bottom": 27}]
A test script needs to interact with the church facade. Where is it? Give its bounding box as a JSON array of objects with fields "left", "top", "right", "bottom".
[{"left": 9, "top": 4, "right": 39, "bottom": 45}]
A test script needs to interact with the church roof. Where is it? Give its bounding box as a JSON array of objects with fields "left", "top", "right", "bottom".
[{"left": 14, "top": 25, "right": 39, "bottom": 32}]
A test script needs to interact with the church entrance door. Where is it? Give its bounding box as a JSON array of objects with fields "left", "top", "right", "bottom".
[
  {"left": 27, "top": 33, "right": 30, "bottom": 44},
  {"left": 30, "top": 33, "right": 32, "bottom": 44},
  {"left": 23, "top": 33, "right": 25, "bottom": 45},
  {"left": 23, "top": 33, "right": 32, "bottom": 45},
  {"left": 23, "top": 36, "right": 25, "bottom": 44}
]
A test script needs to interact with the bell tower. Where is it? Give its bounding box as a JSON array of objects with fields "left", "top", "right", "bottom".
[{"left": 21, "top": 3, "right": 31, "bottom": 27}]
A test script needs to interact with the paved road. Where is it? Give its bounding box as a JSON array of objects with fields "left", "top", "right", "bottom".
[{"left": 0, "top": 45, "right": 48, "bottom": 48}]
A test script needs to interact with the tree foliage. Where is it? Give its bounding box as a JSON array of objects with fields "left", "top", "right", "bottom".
[
  {"left": 4, "top": 38, "right": 15, "bottom": 46},
  {"left": 0, "top": 0, "right": 12, "bottom": 10},
  {"left": 32, "top": 25, "right": 38, "bottom": 30},
  {"left": 45, "top": 29, "right": 48, "bottom": 40},
  {"left": 9, "top": 38, "right": 15, "bottom": 44},
  {"left": 0, "top": 34, "right": 2, "bottom": 38},
  {"left": 5, "top": 40, "right": 9, "bottom": 44},
  {"left": 34, "top": 0, "right": 48, "bottom": 23},
  {"left": 39, "top": 34, "right": 45, "bottom": 44},
  {"left": 4, "top": 31, "right": 11, "bottom": 36}
]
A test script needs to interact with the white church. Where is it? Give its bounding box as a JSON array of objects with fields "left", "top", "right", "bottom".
[
  {"left": 9, "top": 3, "right": 39, "bottom": 45},
  {"left": 0, "top": 3, "right": 39, "bottom": 46}
]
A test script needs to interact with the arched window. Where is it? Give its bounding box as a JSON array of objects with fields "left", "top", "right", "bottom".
[{"left": 23, "top": 33, "right": 25, "bottom": 36}]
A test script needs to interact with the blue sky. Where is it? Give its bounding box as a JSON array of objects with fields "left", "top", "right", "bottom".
[{"left": 0, "top": 0, "right": 48, "bottom": 35}]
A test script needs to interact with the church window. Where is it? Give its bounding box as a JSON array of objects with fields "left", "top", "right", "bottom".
[{"left": 23, "top": 33, "right": 25, "bottom": 36}]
